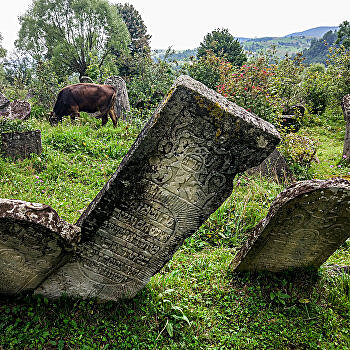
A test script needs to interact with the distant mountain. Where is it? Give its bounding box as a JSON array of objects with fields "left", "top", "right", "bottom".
[{"left": 284, "top": 26, "right": 338, "bottom": 38}]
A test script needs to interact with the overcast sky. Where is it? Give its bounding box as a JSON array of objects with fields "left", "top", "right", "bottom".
[{"left": 1, "top": 0, "right": 349, "bottom": 52}]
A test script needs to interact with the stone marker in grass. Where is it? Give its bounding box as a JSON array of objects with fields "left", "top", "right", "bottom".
[
  {"left": 231, "top": 178, "right": 350, "bottom": 272},
  {"left": 342, "top": 94, "right": 350, "bottom": 160},
  {"left": 0, "top": 199, "right": 80, "bottom": 295},
  {"left": 35, "top": 75, "right": 280, "bottom": 301}
]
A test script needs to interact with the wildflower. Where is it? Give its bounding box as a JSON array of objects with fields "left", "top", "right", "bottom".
[
  {"left": 330, "top": 165, "right": 334, "bottom": 168},
  {"left": 343, "top": 155, "right": 347, "bottom": 159}
]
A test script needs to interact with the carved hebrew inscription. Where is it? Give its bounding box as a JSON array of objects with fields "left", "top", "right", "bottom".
[
  {"left": 36, "top": 75, "right": 280, "bottom": 301},
  {"left": 231, "top": 178, "right": 350, "bottom": 272}
]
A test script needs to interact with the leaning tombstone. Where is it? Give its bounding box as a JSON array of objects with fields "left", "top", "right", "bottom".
[
  {"left": 0, "top": 92, "right": 11, "bottom": 119},
  {"left": 35, "top": 75, "right": 280, "bottom": 301},
  {"left": 246, "top": 148, "right": 295, "bottom": 183},
  {"left": 104, "top": 76, "right": 130, "bottom": 121},
  {"left": 1, "top": 130, "right": 42, "bottom": 159},
  {"left": 231, "top": 178, "right": 350, "bottom": 272},
  {"left": 0, "top": 199, "right": 80, "bottom": 295},
  {"left": 342, "top": 94, "right": 350, "bottom": 160},
  {"left": 10, "top": 100, "right": 31, "bottom": 120}
]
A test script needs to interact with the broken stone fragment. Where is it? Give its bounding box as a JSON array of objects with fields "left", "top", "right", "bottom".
[
  {"left": 231, "top": 178, "right": 350, "bottom": 272},
  {"left": 0, "top": 199, "right": 80, "bottom": 295}
]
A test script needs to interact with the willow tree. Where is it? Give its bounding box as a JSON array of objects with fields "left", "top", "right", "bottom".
[{"left": 16, "top": 0, "right": 131, "bottom": 79}]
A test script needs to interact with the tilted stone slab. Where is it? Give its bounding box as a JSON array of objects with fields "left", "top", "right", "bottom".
[
  {"left": 10, "top": 100, "right": 31, "bottom": 120},
  {"left": 231, "top": 178, "right": 350, "bottom": 272},
  {"left": 0, "top": 92, "right": 10, "bottom": 109},
  {"left": 0, "top": 199, "right": 80, "bottom": 295},
  {"left": 342, "top": 94, "right": 350, "bottom": 160},
  {"left": 104, "top": 76, "right": 130, "bottom": 121},
  {"left": 35, "top": 75, "right": 280, "bottom": 301}
]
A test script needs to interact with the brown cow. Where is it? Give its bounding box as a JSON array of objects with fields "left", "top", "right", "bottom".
[{"left": 49, "top": 83, "right": 118, "bottom": 127}]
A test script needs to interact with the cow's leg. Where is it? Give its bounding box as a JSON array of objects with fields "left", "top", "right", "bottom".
[
  {"left": 108, "top": 108, "right": 118, "bottom": 128},
  {"left": 69, "top": 105, "right": 80, "bottom": 123}
]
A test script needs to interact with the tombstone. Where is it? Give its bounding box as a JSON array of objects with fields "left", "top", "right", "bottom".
[
  {"left": 280, "top": 105, "right": 305, "bottom": 133},
  {"left": 10, "top": 100, "right": 31, "bottom": 120},
  {"left": 104, "top": 76, "right": 130, "bottom": 121},
  {"left": 1, "top": 130, "right": 42, "bottom": 159},
  {"left": 80, "top": 76, "right": 94, "bottom": 83},
  {"left": 342, "top": 94, "right": 350, "bottom": 160},
  {"left": 0, "top": 92, "right": 11, "bottom": 119},
  {"left": 34, "top": 75, "right": 280, "bottom": 301},
  {"left": 247, "top": 149, "right": 295, "bottom": 183},
  {"left": 0, "top": 199, "right": 80, "bottom": 295},
  {"left": 231, "top": 178, "right": 350, "bottom": 272}
]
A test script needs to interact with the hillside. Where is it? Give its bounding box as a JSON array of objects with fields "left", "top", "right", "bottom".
[
  {"left": 285, "top": 26, "right": 338, "bottom": 38},
  {"left": 152, "top": 26, "right": 340, "bottom": 61}
]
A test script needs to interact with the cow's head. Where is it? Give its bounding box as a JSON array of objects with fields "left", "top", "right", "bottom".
[{"left": 48, "top": 111, "right": 59, "bottom": 126}]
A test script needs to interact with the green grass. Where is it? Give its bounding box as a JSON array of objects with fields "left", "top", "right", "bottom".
[{"left": 0, "top": 112, "right": 349, "bottom": 349}]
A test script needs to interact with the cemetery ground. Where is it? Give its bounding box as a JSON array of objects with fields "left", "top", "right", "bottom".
[{"left": 0, "top": 110, "right": 349, "bottom": 349}]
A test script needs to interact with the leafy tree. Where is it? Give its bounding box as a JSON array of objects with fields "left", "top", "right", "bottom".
[
  {"left": 302, "top": 30, "right": 338, "bottom": 64},
  {"left": 0, "top": 33, "right": 6, "bottom": 59},
  {"left": 197, "top": 28, "right": 246, "bottom": 66},
  {"left": 336, "top": 20, "right": 350, "bottom": 49},
  {"left": 16, "top": 0, "right": 130, "bottom": 80},
  {"left": 115, "top": 3, "right": 151, "bottom": 56}
]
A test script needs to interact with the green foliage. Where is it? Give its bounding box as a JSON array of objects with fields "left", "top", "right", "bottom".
[
  {"left": 29, "top": 60, "right": 69, "bottom": 111},
  {"left": 16, "top": 0, "right": 130, "bottom": 79},
  {"left": 302, "top": 30, "right": 338, "bottom": 64},
  {"left": 272, "top": 53, "right": 305, "bottom": 109},
  {"left": 197, "top": 28, "right": 247, "bottom": 66},
  {"left": 0, "top": 32, "right": 6, "bottom": 59},
  {"left": 302, "top": 66, "right": 329, "bottom": 114},
  {"left": 336, "top": 20, "right": 350, "bottom": 49},
  {"left": 216, "top": 54, "right": 283, "bottom": 124},
  {"left": 126, "top": 55, "right": 177, "bottom": 112},
  {"left": 183, "top": 53, "right": 221, "bottom": 89},
  {"left": 115, "top": 3, "right": 151, "bottom": 57},
  {"left": 280, "top": 134, "right": 319, "bottom": 167},
  {"left": 326, "top": 46, "right": 350, "bottom": 105},
  {"left": 0, "top": 118, "right": 35, "bottom": 134}
]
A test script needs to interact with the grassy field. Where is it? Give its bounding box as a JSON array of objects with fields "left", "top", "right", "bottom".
[{"left": 0, "top": 111, "right": 349, "bottom": 349}]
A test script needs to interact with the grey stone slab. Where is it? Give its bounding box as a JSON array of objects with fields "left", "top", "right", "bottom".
[
  {"left": 104, "top": 76, "right": 130, "bottom": 121},
  {"left": 1, "top": 130, "right": 42, "bottom": 159},
  {"left": 10, "top": 100, "right": 31, "bottom": 120},
  {"left": 35, "top": 75, "right": 280, "bottom": 301},
  {"left": 342, "top": 94, "right": 350, "bottom": 160},
  {"left": 247, "top": 149, "right": 295, "bottom": 183},
  {"left": 231, "top": 178, "right": 350, "bottom": 272},
  {"left": 0, "top": 199, "right": 80, "bottom": 295},
  {"left": 0, "top": 92, "right": 9, "bottom": 109}
]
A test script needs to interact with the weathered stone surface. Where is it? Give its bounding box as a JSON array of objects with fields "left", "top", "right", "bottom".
[
  {"left": 1, "top": 130, "right": 42, "bottom": 159},
  {"left": 342, "top": 94, "right": 350, "bottom": 160},
  {"left": 104, "top": 76, "right": 130, "bottom": 121},
  {"left": 0, "top": 92, "right": 11, "bottom": 118},
  {"left": 0, "top": 92, "right": 10, "bottom": 109},
  {"left": 0, "top": 199, "right": 80, "bottom": 295},
  {"left": 247, "top": 149, "right": 295, "bottom": 183},
  {"left": 231, "top": 178, "right": 350, "bottom": 272},
  {"left": 36, "top": 75, "right": 280, "bottom": 301},
  {"left": 10, "top": 100, "right": 31, "bottom": 120}
]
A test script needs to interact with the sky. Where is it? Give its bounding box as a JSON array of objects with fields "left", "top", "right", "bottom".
[{"left": 1, "top": 0, "right": 350, "bottom": 52}]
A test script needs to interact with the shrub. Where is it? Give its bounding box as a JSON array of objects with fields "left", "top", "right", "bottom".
[
  {"left": 216, "top": 54, "right": 283, "bottom": 124},
  {"left": 302, "top": 68, "right": 329, "bottom": 115}
]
